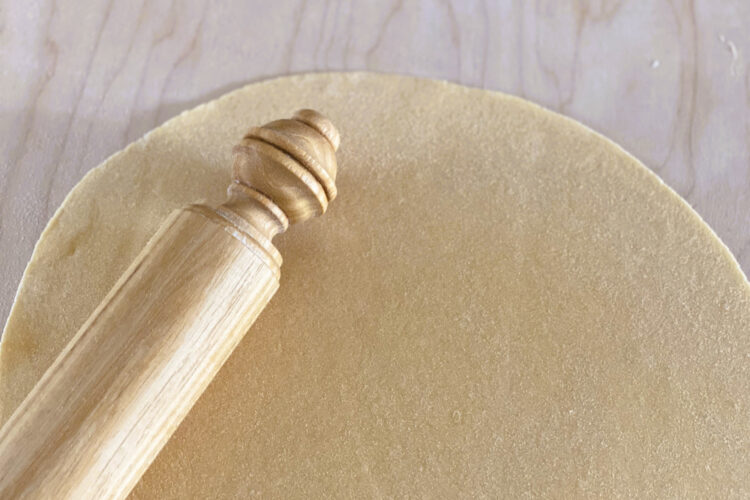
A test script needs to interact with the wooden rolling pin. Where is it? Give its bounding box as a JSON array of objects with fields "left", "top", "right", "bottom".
[{"left": 0, "top": 110, "right": 340, "bottom": 499}]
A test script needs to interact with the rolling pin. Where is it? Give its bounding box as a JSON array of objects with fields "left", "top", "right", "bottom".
[{"left": 0, "top": 110, "right": 340, "bottom": 499}]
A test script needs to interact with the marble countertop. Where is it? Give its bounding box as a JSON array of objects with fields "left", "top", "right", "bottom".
[{"left": 1, "top": 1, "right": 748, "bottom": 327}]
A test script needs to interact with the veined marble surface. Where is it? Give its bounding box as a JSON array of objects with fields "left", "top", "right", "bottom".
[{"left": 1, "top": 0, "right": 748, "bottom": 327}]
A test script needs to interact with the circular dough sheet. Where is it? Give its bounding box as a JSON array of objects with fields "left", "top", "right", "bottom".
[{"left": 1, "top": 73, "right": 748, "bottom": 498}]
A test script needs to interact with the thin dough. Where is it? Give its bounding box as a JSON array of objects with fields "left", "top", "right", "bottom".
[{"left": 1, "top": 73, "right": 748, "bottom": 498}]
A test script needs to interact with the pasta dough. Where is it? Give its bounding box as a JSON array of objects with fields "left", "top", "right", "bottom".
[{"left": 1, "top": 73, "right": 748, "bottom": 498}]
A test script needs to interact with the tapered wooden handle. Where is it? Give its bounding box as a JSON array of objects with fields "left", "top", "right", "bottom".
[{"left": 0, "top": 110, "right": 340, "bottom": 500}]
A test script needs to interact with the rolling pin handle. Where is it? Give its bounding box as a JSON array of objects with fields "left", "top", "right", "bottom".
[{"left": 228, "top": 108, "right": 339, "bottom": 228}]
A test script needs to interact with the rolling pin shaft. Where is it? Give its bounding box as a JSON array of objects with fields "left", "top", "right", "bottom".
[{"left": 0, "top": 110, "right": 340, "bottom": 499}]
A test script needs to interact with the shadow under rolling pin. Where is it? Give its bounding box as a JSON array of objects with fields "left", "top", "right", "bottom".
[{"left": 0, "top": 109, "right": 340, "bottom": 500}]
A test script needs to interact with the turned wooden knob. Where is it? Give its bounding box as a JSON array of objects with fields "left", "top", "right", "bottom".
[
  {"left": 217, "top": 109, "right": 339, "bottom": 267},
  {"left": 219, "top": 110, "right": 340, "bottom": 263},
  {"left": 233, "top": 109, "right": 339, "bottom": 220}
]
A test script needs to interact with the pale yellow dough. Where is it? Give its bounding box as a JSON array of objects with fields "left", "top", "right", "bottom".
[{"left": 1, "top": 73, "right": 749, "bottom": 498}]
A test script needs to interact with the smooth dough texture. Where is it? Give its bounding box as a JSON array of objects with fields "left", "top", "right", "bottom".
[{"left": 1, "top": 73, "right": 749, "bottom": 498}]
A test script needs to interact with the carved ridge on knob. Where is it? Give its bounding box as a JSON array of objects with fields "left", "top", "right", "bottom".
[
  {"left": 293, "top": 108, "right": 341, "bottom": 151},
  {"left": 247, "top": 125, "right": 337, "bottom": 201},
  {"left": 232, "top": 138, "right": 329, "bottom": 218}
]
